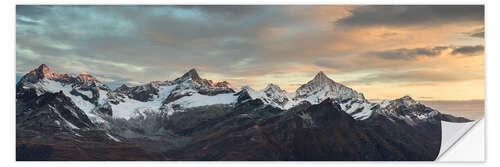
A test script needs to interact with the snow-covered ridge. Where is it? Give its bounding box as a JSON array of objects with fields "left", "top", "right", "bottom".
[
  {"left": 236, "top": 72, "right": 374, "bottom": 120},
  {"left": 20, "top": 78, "right": 105, "bottom": 124},
  {"left": 376, "top": 96, "right": 440, "bottom": 125},
  {"left": 17, "top": 64, "right": 441, "bottom": 123},
  {"left": 240, "top": 84, "right": 297, "bottom": 109},
  {"left": 17, "top": 65, "right": 239, "bottom": 122}
]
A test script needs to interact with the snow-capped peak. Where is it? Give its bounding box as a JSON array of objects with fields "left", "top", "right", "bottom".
[
  {"left": 19, "top": 64, "right": 64, "bottom": 83},
  {"left": 295, "top": 71, "right": 366, "bottom": 104},
  {"left": 172, "top": 68, "right": 217, "bottom": 90},
  {"left": 262, "top": 84, "right": 295, "bottom": 109},
  {"left": 376, "top": 95, "right": 439, "bottom": 125},
  {"left": 239, "top": 84, "right": 295, "bottom": 109},
  {"left": 34, "top": 64, "right": 58, "bottom": 77},
  {"left": 264, "top": 83, "right": 286, "bottom": 94},
  {"left": 312, "top": 71, "right": 332, "bottom": 83}
]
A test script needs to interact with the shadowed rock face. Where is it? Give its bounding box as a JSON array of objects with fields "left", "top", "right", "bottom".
[
  {"left": 16, "top": 91, "right": 95, "bottom": 131},
  {"left": 16, "top": 129, "right": 163, "bottom": 161},
  {"left": 19, "top": 64, "right": 63, "bottom": 83},
  {"left": 164, "top": 99, "right": 441, "bottom": 161}
]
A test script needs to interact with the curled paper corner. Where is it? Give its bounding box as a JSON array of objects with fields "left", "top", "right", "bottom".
[{"left": 436, "top": 118, "right": 481, "bottom": 160}]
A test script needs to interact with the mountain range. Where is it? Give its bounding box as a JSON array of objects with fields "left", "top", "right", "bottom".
[{"left": 16, "top": 64, "right": 471, "bottom": 160}]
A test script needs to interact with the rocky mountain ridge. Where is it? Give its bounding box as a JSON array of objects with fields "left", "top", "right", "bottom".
[{"left": 16, "top": 64, "right": 471, "bottom": 160}]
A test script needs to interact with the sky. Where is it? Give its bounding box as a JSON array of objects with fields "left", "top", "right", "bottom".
[{"left": 16, "top": 5, "right": 484, "bottom": 107}]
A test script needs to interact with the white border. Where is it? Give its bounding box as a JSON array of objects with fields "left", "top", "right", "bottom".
[
  {"left": 13, "top": 0, "right": 486, "bottom": 5},
  {"left": 438, "top": 119, "right": 484, "bottom": 161},
  {"left": 3, "top": 0, "right": 495, "bottom": 166}
]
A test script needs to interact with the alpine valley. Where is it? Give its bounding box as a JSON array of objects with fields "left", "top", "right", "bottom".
[{"left": 16, "top": 64, "right": 471, "bottom": 161}]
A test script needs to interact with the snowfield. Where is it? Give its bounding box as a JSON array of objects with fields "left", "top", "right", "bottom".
[
  {"left": 111, "top": 85, "right": 176, "bottom": 119},
  {"left": 169, "top": 92, "right": 238, "bottom": 109}
]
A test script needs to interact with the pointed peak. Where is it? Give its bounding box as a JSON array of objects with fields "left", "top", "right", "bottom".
[
  {"left": 313, "top": 71, "right": 331, "bottom": 80},
  {"left": 35, "top": 64, "right": 53, "bottom": 74},
  {"left": 26, "top": 64, "right": 61, "bottom": 80},
  {"left": 264, "top": 83, "right": 286, "bottom": 93},
  {"left": 264, "top": 83, "right": 281, "bottom": 90},
  {"left": 179, "top": 68, "right": 202, "bottom": 81},
  {"left": 187, "top": 68, "right": 198, "bottom": 74},
  {"left": 37, "top": 64, "right": 50, "bottom": 71},
  {"left": 308, "top": 71, "right": 335, "bottom": 85}
]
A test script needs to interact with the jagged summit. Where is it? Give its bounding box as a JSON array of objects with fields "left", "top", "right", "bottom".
[
  {"left": 77, "top": 72, "right": 98, "bottom": 82},
  {"left": 17, "top": 64, "right": 111, "bottom": 99},
  {"left": 394, "top": 95, "right": 419, "bottom": 106},
  {"left": 307, "top": 71, "right": 339, "bottom": 88},
  {"left": 172, "top": 68, "right": 235, "bottom": 92},
  {"left": 36, "top": 64, "right": 51, "bottom": 73},
  {"left": 295, "top": 71, "right": 366, "bottom": 103},
  {"left": 264, "top": 83, "right": 286, "bottom": 93},
  {"left": 29, "top": 64, "right": 61, "bottom": 79},
  {"left": 214, "top": 81, "right": 232, "bottom": 88},
  {"left": 313, "top": 71, "right": 332, "bottom": 82},
  {"left": 400, "top": 95, "right": 414, "bottom": 100},
  {"left": 21, "top": 64, "right": 102, "bottom": 84},
  {"left": 177, "top": 68, "right": 202, "bottom": 82},
  {"left": 18, "top": 64, "right": 63, "bottom": 84}
]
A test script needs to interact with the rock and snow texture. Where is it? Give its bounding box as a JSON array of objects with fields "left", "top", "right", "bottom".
[
  {"left": 18, "top": 76, "right": 106, "bottom": 124},
  {"left": 237, "top": 72, "right": 375, "bottom": 120},
  {"left": 376, "top": 96, "right": 440, "bottom": 125},
  {"left": 18, "top": 65, "right": 238, "bottom": 123},
  {"left": 339, "top": 99, "right": 377, "bottom": 120},
  {"left": 17, "top": 64, "right": 455, "bottom": 124},
  {"left": 16, "top": 64, "right": 477, "bottom": 161},
  {"left": 168, "top": 92, "right": 237, "bottom": 109},
  {"left": 295, "top": 71, "right": 366, "bottom": 104},
  {"left": 110, "top": 84, "right": 177, "bottom": 119},
  {"left": 240, "top": 84, "right": 296, "bottom": 109},
  {"left": 233, "top": 72, "right": 450, "bottom": 122}
]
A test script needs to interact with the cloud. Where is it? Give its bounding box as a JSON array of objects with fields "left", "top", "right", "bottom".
[
  {"left": 336, "top": 5, "right": 484, "bottom": 28},
  {"left": 173, "top": 5, "right": 262, "bottom": 19},
  {"left": 451, "top": 45, "right": 484, "bottom": 56},
  {"left": 368, "top": 46, "right": 448, "bottom": 60},
  {"left": 16, "top": 5, "right": 51, "bottom": 20},
  {"left": 313, "top": 59, "right": 352, "bottom": 71},
  {"left": 344, "top": 69, "right": 483, "bottom": 85},
  {"left": 16, "top": 18, "right": 39, "bottom": 26},
  {"left": 15, "top": 5, "right": 484, "bottom": 101},
  {"left": 366, "top": 44, "right": 483, "bottom": 60},
  {"left": 471, "top": 31, "right": 484, "bottom": 38},
  {"left": 465, "top": 27, "right": 484, "bottom": 38}
]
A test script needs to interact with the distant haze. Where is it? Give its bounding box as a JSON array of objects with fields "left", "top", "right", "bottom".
[{"left": 420, "top": 100, "right": 484, "bottom": 120}]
